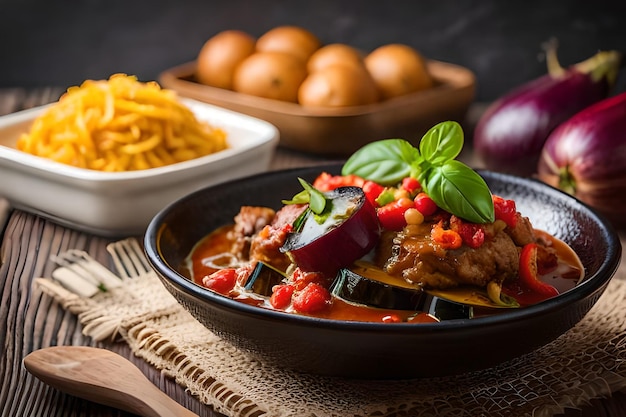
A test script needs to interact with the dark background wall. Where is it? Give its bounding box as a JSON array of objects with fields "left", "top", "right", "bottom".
[{"left": 1, "top": 0, "right": 625, "bottom": 102}]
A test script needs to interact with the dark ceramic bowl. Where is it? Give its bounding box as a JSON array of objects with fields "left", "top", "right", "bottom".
[{"left": 144, "top": 164, "right": 621, "bottom": 379}]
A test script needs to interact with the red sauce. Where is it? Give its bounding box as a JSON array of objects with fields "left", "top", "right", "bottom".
[
  {"left": 307, "top": 298, "right": 437, "bottom": 323},
  {"left": 184, "top": 225, "right": 235, "bottom": 279},
  {"left": 183, "top": 226, "right": 583, "bottom": 323},
  {"left": 182, "top": 225, "right": 439, "bottom": 323}
]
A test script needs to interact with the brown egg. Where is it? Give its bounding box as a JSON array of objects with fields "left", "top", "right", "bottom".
[
  {"left": 256, "top": 25, "right": 321, "bottom": 63},
  {"left": 196, "top": 30, "right": 256, "bottom": 89},
  {"left": 364, "top": 43, "right": 433, "bottom": 100},
  {"left": 298, "top": 64, "right": 379, "bottom": 107},
  {"left": 233, "top": 51, "right": 308, "bottom": 102},
  {"left": 307, "top": 43, "right": 366, "bottom": 73}
]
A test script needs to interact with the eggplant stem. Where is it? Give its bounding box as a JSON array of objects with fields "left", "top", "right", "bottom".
[
  {"left": 543, "top": 38, "right": 564, "bottom": 77},
  {"left": 558, "top": 167, "right": 577, "bottom": 195},
  {"left": 581, "top": 50, "right": 622, "bottom": 85},
  {"left": 543, "top": 38, "right": 622, "bottom": 86}
]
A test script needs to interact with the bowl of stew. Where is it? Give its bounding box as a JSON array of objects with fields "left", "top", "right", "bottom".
[{"left": 144, "top": 163, "right": 621, "bottom": 379}]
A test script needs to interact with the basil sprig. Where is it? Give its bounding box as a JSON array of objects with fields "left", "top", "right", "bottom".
[
  {"left": 282, "top": 178, "right": 327, "bottom": 214},
  {"left": 342, "top": 121, "right": 495, "bottom": 224},
  {"left": 282, "top": 178, "right": 333, "bottom": 228}
]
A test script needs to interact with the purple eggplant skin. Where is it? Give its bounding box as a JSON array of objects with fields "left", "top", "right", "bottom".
[
  {"left": 537, "top": 91, "right": 626, "bottom": 227},
  {"left": 473, "top": 48, "right": 622, "bottom": 177}
]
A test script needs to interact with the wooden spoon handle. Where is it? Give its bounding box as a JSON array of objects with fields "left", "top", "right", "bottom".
[{"left": 24, "top": 346, "right": 198, "bottom": 417}]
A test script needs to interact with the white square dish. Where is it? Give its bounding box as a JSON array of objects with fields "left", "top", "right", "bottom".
[{"left": 0, "top": 98, "right": 279, "bottom": 236}]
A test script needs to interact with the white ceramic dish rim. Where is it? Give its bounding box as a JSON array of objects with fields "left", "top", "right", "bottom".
[
  {"left": 0, "top": 97, "right": 280, "bottom": 235},
  {"left": 0, "top": 98, "right": 279, "bottom": 185}
]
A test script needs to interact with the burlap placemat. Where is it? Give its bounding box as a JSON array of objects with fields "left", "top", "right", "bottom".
[{"left": 34, "top": 238, "right": 626, "bottom": 417}]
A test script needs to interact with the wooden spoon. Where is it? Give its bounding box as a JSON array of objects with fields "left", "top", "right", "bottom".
[{"left": 23, "top": 345, "right": 199, "bottom": 417}]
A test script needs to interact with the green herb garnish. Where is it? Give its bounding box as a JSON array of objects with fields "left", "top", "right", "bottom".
[
  {"left": 282, "top": 178, "right": 333, "bottom": 227},
  {"left": 282, "top": 178, "right": 327, "bottom": 214},
  {"left": 342, "top": 121, "right": 495, "bottom": 223}
]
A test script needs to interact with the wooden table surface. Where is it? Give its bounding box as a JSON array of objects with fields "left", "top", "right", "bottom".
[{"left": 1, "top": 87, "right": 625, "bottom": 417}]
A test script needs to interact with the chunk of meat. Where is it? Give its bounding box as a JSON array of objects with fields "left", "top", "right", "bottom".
[
  {"left": 248, "top": 204, "right": 308, "bottom": 271},
  {"left": 249, "top": 225, "right": 293, "bottom": 271},
  {"left": 230, "top": 206, "right": 276, "bottom": 259},
  {"left": 505, "top": 213, "right": 535, "bottom": 246},
  {"left": 233, "top": 206, "right": 276, "bottom": 237},
  {"left": 383, "top": 221, "right": 520, "bottom": 289},
  {"left": 270, "top": 203, "right": 307, "bottom": 229}
]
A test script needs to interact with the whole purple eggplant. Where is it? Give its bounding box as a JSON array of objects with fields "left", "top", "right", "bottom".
[
  {"left": 537, "top": 91, "right": 626, "bottom": 227},
  {"left": 473, "top": 44, "right": 621, "bottom": 177}
]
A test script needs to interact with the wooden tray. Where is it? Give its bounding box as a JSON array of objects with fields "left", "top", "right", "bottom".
[{"left": 159, "top": 60, "right": 476, "bottom": 156}]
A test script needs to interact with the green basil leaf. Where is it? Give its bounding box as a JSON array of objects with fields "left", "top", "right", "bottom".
[
  {"left": 292, "top": 208, "right": 310, "bottom": 232},
  {"left": 282, "top": 189, "right": 309, "bottom": 205},
  {"left": 282, "top": 178, "right": 328, "bottom": 215},
  {"left": 298, "top": 178, "right": 326, "bottom": 214},
  {"left": 419, "top": 121, "right": 463, "bottom": 165},
  {"left": 419, "top": 160, "right": 494, "bottom": 223},
  {"left": 313, "top": 201, "right": 333, "bottom": 224},
  {"left": 341, "top": 139, "right": 419, "bottom": 185}
]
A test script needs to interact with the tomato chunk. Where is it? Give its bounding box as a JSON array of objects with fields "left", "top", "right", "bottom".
[
  {"left": 377, "top": 197, "right": 414, "bottom": 231},
  {"left": 362, "top": 180, "right": 385, "bottom": 207},
  {"left": 413, "top": 192, "right": 438, "bottom": 216},
  {"left": 202, "top": 268, "right": 237, "bottom": 294},
  {"left": 270, "top": 284, "right": 295, "bottom": 309},
  {"left": 401, "top": 177, "right": 421, "bottom": 194},
  {"left": 450, "top": 216, "right": 485, "bottom": 249},
  {"left": 292, "top": 282, "right": 331, "bottom": 314},
  {"left": 313, "top": 172, "right": 364, "bottom": 191},
  {"left": 493, "top": 195, "right": 517, "bottom": 228}
]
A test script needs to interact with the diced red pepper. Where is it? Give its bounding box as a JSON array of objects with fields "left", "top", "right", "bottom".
[
  {"left": 431, "top": 220, "right": 462, "bottom": 249},
  {"left": 377, "top": 197, "right": 414, "bottom": 231},
  {"left": 269, "top": 284, "right": 295, "bottom": 309},
  {"left": 413, "top": 192, "right": 438, "bottom": 216},
  {"left": 401, "top": 177, "right": 421, "bottom": 194},
  {"left": 519, "top": 243, "right": 559, "bottom": 295},
  {"left": 202, "top": 268, "right": 237, "bottom": 294},
  {"left": 450, "top": 216, "right": 485, "bottom": 249},
  {"left": 292, "top": 282, "right": 331, "bottom": 314},
  {"left": 493, "top": 195, "right": 518, "bottom": 228},
  {"left": 362, "top": 180, "right": 385, "bottom": 207}
]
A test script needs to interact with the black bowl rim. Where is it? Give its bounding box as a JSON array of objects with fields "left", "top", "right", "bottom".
[{"left": 144, "top": 164, "right": 622, "bottom": 335}]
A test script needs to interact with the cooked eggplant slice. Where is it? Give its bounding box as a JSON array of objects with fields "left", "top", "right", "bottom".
[
  {"left": 350, "top": 260, "right": 518, "bottom": 309},
  {"left": 244, "top": 262, "right": 286, "bottom": 297},
  {"left": 331, "top": 268, "right": 471, "bottom": 320},
  {"left": 281, "top": 186, "right": 380, "bottom": 276},
  {"left": 427, "top": 286, "right": 519, "bottom": 309},
  {"left": 331, "top": 268, "right": 429, "bottom": 311},
  {"left": 426, "top": 297, "right": 471, "bottom": 321}
]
